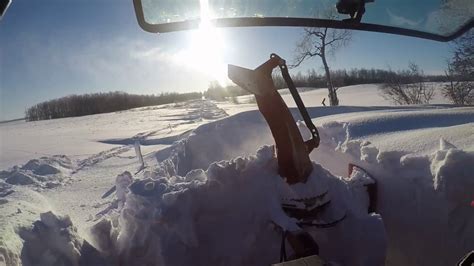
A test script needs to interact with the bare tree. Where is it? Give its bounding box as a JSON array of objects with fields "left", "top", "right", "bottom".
[
  {"left": 443, "top": 72, "right": 473, "bottom": 105},
  {"left": 292, "top": 11, "right": 352, "bottom": 106},
  {"left": 443, "top": 30, "right": 473, "bottom": 105},
  {"left": 380, "top": 63, "right": 435, "bottom": 105}
]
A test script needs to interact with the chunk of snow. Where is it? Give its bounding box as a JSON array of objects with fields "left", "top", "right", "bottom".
[
  {"left": 115, "top": 171, "right": 133, "bottom": 208},
  {"left": 20, "top": 211, "right": 105, "bottom": 266}
]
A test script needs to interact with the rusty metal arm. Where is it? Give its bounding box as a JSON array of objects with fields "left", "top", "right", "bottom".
[{"left": 228, "top": 54, "right": 316, "bottom": 184}]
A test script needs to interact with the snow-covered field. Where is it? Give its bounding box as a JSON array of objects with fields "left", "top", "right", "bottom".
[{"left": 0, "top": 84, "right": 473, "bottom": 266}]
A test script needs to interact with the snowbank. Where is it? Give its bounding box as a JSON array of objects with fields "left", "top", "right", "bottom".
[
  {"left": 19, "top": 211, "right": 106, "bottom": 266},
  {"left": 315, "top": 121, "right": 474, "bottom": 265},
  {"left": 0, "top": 156, "right": 76, "bottom": 265},
  {"left": 90, "top": 146, "right": 386, "bottom": 265},
  {"left": 142, "top": 106, "right": 472, "bottom": 265},
  {"left": 0, "top": 187, "right": 52, "bottom": 266},
  {"left": 314, "top": 106, "right": 474, "bottom": 155},
  {"left": 0, "top": 156, "right": 74, "bottom": 190},
  {"left": 0, "top": 98, "right": 471, "bottom": 266}
]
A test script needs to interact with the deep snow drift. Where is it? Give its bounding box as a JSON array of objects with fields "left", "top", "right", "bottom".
[
  {"left": 86, "top": 146, "right": 386, "bottom": 266},
  {"left": 106, "top": 105, "right": 472, "bottom": 266},
  {"left": 0, "top": 86, "right": 473, "bottom": 266}
]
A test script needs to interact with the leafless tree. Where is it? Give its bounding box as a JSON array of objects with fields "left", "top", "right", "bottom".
[
  {"left": 292, "top": 10, "right": 352, "bottom": 106},
  {"left": 442, "top": 30, "right": 473, "bottom": 105},
  {"left": 380, "top": 63, "right": 435, "bottom": 105},
  {"left": 443, "top": 73, "right": 473, "bottom": 105}
]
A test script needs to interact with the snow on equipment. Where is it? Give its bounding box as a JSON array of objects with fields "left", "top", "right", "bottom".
[
  {"left": 229, "top": 54, "right": 378, "bottom": 263},
  {"left": 348, "top": 163, "right": 377, "bottom": 213}
]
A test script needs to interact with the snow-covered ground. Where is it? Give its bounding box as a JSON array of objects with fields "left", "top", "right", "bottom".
[
  {"left": 0, "top": 84, "right": 473, "bottom": 265},
  {"left": 0, "top": 100, "right": 228, "bottom": 170}
]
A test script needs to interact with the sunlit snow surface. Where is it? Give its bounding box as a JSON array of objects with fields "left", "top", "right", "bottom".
[{"left": 0, "top": 84, "right": 473, "bottom": 265}]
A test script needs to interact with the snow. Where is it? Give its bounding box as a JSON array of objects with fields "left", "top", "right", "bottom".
[
  {"left": 0, "top": 100, "right": 228, "bottom": 170},
  {"left": 20, "top": 211, "right": 83, "bottom": 265},
  {"left": 85, "top": 146, "right": 385, "bottom": 265},
  {"left": 310, "top": 121, "right": 474, "bottom": 265},
  {"left": 1, "top": 156, "right": 74, "bottom": 189},
  {"left": 0, "top": 84, "right": 473, "bottom": 266}
]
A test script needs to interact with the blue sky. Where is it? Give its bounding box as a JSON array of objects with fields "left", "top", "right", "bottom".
[{"left": 0, "top": 0, "right": 455, "bottom": 120}]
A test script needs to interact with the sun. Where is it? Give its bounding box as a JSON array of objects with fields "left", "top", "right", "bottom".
[
  {"left": 173, "top": 1, "right": 228, "bottom": 86},
  {"left": 189, "top": 23, "right": 228, "bottom": 85}
]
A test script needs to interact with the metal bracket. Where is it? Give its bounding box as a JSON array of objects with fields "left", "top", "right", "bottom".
[{"left": 228, "top": 54, "right": 318, "bottom": 184}]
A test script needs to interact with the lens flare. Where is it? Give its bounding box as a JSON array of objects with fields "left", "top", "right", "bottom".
[{"left": 173, "top": 0, "right": 228, "bottom": 86}]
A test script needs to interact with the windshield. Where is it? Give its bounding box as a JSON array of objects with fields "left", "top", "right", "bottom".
[{"left": 139, "top": 0, "right": 474, "bottom": 37}]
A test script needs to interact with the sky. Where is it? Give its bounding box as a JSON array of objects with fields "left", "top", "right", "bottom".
[{"left": 0, "top": 0, "right": 459, "bottom": 120}]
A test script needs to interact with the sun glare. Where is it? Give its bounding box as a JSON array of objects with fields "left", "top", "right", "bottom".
[{"left": 174, "top": 0, "right": 228, "bottom": 86}]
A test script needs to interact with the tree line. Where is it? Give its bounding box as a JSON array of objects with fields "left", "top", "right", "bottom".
[
  {"left": 25, "top": 91, "right": 202, "bottom": 121},
  {"left": 272, "top": 68, "right": 451, "bottom": 90},
  {"left": 203, "top": 67, "right": 454, "bottom": 102}
]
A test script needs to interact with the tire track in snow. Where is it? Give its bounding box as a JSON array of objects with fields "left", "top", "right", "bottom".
[{"left": 74, "top": 145, "right": 132, "bottom": 173}]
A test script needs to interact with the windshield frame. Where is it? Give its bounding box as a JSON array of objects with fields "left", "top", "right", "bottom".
[{"left": 133, "top": 0, "right": 473, "bottom": 42}]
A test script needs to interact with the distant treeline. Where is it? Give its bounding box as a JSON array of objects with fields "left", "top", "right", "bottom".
[
  {"left": 25, "top": 91, "right": 202, "bottom": 121},
  {"left": 204, "top": 67, "right": 454, "bottom": 101},
  {"left": 25, "top": 67, "right": 468, "bottom": 121},
  {"left": 273, "top": 67, "right": 451, "bottom": 89}
]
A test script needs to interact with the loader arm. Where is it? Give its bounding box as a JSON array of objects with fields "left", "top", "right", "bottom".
[{"left": 228, "top": 54, "right": 317, "bottom": 184}]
